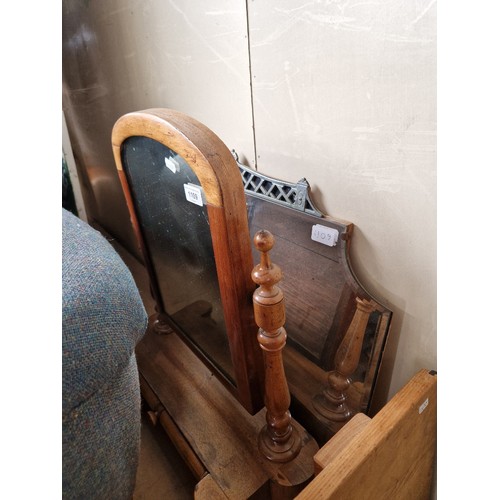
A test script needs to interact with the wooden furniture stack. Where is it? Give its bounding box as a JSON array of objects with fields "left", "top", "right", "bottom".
[{"left": 111, "top": 108, "right": 436, "bottom": 499}]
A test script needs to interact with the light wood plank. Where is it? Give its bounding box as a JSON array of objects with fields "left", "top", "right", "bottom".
[
  {"left": 297, "top": 369, "right": 436, "bottom": 500},
  {"left": 313, "top": 413, "right": 371, "bottom": 475}
]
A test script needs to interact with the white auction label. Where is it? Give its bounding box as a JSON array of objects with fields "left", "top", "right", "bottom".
[
  {"left": 418, "top": 398, "right": 429, "bottom": 414},
  {"left": 184, "top": 183, "right": 204, "bottom": 207},
  {"left": 311, "top": 224, "right": 339, "bottom": 247}
]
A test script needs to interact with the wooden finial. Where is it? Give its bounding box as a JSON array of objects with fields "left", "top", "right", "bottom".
[
  {"left": 252, "top": 230, "right": 301, "bottom": 463},
  {"left": 313, "top": 297, "right": 375, "bottom": 423}
]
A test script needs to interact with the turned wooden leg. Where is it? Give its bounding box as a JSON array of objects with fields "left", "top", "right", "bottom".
[
  {"left": 147, "top": 281, "right": 172, "bottom": 335},
  {"left": 313, "top": 297, "right": 375, "bottom": 422},
  {"left": 152, "top": 301, "right": 171, "bottom": 335},
  {"left": 252, "top": 230, "right": 301, "bottom": 463},
  {"left": 152, "top": 313, "right": 171, "bottom": 334}
]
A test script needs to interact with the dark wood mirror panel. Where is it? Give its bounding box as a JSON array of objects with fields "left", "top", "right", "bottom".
[{"left": 234, "top": 153, "right": 393, "bottom": 441}]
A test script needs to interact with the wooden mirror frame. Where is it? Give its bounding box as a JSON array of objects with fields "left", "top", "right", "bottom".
[{"left": 112, "top": 108, "right": 264, "bottom": 413}]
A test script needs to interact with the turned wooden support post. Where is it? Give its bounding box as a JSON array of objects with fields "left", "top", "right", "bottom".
[
  {"left": 313, "top": 297, "right": 375, "bottom": 422},
  {"left": 252, "top": 230, "right": 301, "bottom": 463}
]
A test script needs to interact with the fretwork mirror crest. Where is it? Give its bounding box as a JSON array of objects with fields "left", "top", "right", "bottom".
[
  {"left": 232, "top": 151, "right": 393, "bottom": 439},
  {"left": 112, "top": 109, "right": 264, "bottom": 413}
]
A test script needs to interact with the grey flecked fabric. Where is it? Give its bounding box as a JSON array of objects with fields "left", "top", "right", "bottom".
[{"left": 62, "top": 208, "right": 147, "bottom": 499}]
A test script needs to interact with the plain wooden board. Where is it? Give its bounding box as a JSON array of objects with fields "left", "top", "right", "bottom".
[
  {"left": 312, "top": 413, "right": 371, "bottom": 475},
  {"left": 296, "top": 369, "right": 436, "bottom": 500}
]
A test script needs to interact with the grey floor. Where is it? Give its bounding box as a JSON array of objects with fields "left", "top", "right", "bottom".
[{"left": 133, "top": 409, "right": 197, "bottom": 499}]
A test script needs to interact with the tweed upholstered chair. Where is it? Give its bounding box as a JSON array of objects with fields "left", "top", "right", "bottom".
[{"left": 62, "top": 208, "right": 148, "bottom": 499}]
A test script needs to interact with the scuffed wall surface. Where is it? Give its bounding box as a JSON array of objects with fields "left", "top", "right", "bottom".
[
  {"left": 247, "top": 0, "right": 436, "bottom": 402},
  {"left": 62, "top": 0, "right": 255, "bottom": 254},
  {"left": 62, "top": 0, "right": 436, "bottom": 406}
]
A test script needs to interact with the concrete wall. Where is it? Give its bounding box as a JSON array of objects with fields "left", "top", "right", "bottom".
[{"left": 63, "top": 0, "right": 436, "bottom": 402}]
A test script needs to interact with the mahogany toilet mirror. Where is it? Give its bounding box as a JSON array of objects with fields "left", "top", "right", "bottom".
[
  {"left": 112, "top": 108, "right": 393, "bottom": 441},
  {"left": 112, "top": 108, "right": 264, "bottom": 414}
]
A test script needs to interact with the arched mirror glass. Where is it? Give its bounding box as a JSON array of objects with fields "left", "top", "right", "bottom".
[{"left": 122, "top": 136, "right": 234, "bottom": 382}]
